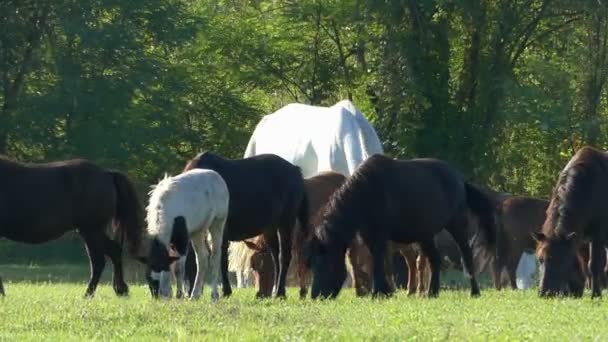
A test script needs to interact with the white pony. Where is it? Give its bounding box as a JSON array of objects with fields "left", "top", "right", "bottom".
[
  {"left": 145, "top": 169, "right": 229, "bottom": 301},
  {"left": 232, "top": 100, "right": 384, "bottom": 288}
]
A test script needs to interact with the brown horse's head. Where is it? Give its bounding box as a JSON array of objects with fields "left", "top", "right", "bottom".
[
  {"left": 243, "top": 239, "right": 275, "bottom": 298},
  {"left": 305, "top": 227, "right": 348, "bottom": 299},
  {"left": 535, "top": 232, "right": 585, "bottom": 297}
]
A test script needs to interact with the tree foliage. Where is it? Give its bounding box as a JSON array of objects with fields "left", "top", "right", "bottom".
[{"left": 1, "top": 0, "right": 608, "bottom": 198}]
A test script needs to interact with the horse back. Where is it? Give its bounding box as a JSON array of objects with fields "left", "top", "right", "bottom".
[
  {"left": 0, "top": 158, "right": 116, "bottom": 241},
  {"left": 543, "top": 146, "right": 608, "bottom": 237},
  {"left": 355, "top": 156, "right": 466, "bottom": 239},
  {"left": 499, "top": 196, "right": 548, "bottom": 251},
  {"left": 187, "top": 153, "right": 306, "bottom": 240}
]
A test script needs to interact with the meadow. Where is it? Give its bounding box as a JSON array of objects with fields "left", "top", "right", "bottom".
[{"left": 1, "top": 264, "right": 608, "bottom": 341}]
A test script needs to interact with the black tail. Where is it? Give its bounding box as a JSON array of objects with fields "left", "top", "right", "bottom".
[
  {"left": 110, "top": 171, "right": 144, "bottom": 255},
  {"left": 464, "top": 182, "right": 497, "bottom": 250}
]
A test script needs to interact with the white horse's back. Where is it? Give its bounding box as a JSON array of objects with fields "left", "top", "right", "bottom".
[
  {"left": 146, "top": 169, "right": 229, "bottom": 244},
  {"left": 244, "top": 100, "right": 383, "bottom": 177}
]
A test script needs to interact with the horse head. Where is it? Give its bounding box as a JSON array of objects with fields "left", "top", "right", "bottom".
[
  {"left": 535, "top": 231, "right": 585, "bottom": 297},
  {"left": 146, "top": 238, "right": 180, "bottom": 298},
  {"left": 304, "top": 225, "right": 348, "bottom": 299}
]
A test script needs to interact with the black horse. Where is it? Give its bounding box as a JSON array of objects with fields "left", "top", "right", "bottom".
[
  {"left": 536, "top": 146, "right": 608, "bottom": 298},
  {"left": 304, "top": 154, "right": 496, "bottom": 299},
  {"left": 183, "top": 152, "right": 309, "bottom": 298},
  {"left": 0, "top": 156, "right": 143, "bottom": 297}
]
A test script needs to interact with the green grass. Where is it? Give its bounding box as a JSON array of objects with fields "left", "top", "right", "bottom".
[{"left": 2, "top": 264, "right": 608, "bottom": 341}]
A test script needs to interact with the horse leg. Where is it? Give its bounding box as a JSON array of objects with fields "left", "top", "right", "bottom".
[
  {"left": 365, "top": 236, "right": 392, "bottom": 298},
  {"left": 276, "top": 226, "right": 293, "bottom": 298},
  {"left": 102, "top": 235, "right": 129, "bottom": 296},
  {"left": 207, "top": 218, "right": 226, "bottom": 302},
  {"left": 448, "top": 215, "right": 481, "bottom": 297},
  {"left": 261, "top": 231, "right": 279, "bottom": 299},
  {"left": 399, "top": 245, "right": 417, "bottom": 296},
  {"left": 186, "top": 242, "right": 197, "bottom": 297},
  {"left": 416, "top": 254, "right": 428, "bottom": 295},
  {"left": 80, "top": 230, "right": 107, "bottom": 298},
  {"left": 0, "top": 276, "right": 4, "bottom": 296},
  {"left": 347, "top": 243, "right": 370, "bottom": 296},
  {"left": 590, "top": 239, "right": 606, "bottom": 298},
  {"left": 420, "top": 239, "right": 441, "bottom": 297},
  {"left": 297, "top": 254, "right": 310, "bottom": 299},
  {"left": 383, "top": 246, "right": 397, "bottom": 292},
  {"left": 190, "top": 230, "right": 210, "bottom": 300},
  {"left": 220, "top": 238, "right": 232, "bottom": 297},
  {"left": 507, "top": 257, "right": 518, "bottom": 290}
]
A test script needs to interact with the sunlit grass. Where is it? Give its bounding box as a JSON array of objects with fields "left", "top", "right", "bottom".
[{"left": 1, "top": 264, "right": 607, "bottom": 341}]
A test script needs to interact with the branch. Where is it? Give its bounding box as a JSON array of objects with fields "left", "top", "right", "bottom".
[{"left": 510, "top": 15, "right": 583, "bottom": 68}]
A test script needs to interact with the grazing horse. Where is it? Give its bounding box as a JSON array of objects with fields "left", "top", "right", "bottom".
[
  {"left": 145, "top": 169, "right": 228, "bottom": 301},
  {"left": 183, "top": 152, "right": 309, "bottom": 298},
  {"left": 0, "top": 156, "right": 143, "bottom": 297},
  {"left": 490, "top": 196, "right": 547, "bottom": 290},
  {"left": 305, "top": 154, "right": 497, "bottom": 299},
  {"left": 536, "top": 146, "right": 608, "bottom": 298},
  {"left": 240, "top": 172, "right": 373, "bottom": 298}
]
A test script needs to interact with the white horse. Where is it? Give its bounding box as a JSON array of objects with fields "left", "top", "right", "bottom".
[
  {"left": 244, "top": 99, "right": 383, "bottom": 177},
  {"left": 231, "top": 100, "right": 384, "bottom": 288},
  {"left": 145, "top": 169, "right": 229, "bottom": 301}
]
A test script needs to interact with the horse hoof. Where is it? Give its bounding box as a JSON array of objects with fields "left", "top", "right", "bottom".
[
  {"left": 114, "top": 286, "right": 129, "bottom": 297},
  {"left": 222, "top": 289, "right": 232, "bottom": 298},
  {"left": 471, "top": 291, "right": 481, "bottom": 298},
  {"left": 211, "top": 293, "right": 219, "bottom": 303},
  {"left": 256, "top": 292, "right": 270, "bottom": 300}
]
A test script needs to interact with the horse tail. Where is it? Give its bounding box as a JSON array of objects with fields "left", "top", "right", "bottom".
[
  {"left": 110, "top": 171, "right": 144, "bottom": 255},
  {"left": 464, "top": 182, "right": 497, "bottom": 250}
]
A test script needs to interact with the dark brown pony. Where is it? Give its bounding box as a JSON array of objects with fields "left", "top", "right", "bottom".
[
  {"left": 0, "top": 156, "right": 143, "bottom": 297},
  {"left": 305, "top": 154, "right": 497, "bottom": 298},
  {"left": 489, "top": 196, "right": 547, "bottom": 290},
  {"left": 183, "top": 152, "right": 308, "bottom": 298},
  {"left": 243, "top": 172, "right": 374, "bottom": 298},
  {"left": 536, "top": 146, "right": 608, "bottom": 298}
]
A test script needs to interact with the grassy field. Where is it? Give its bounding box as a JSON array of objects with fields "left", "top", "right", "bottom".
[{"left": 1, "top": 264, "right": 608, "bottom": 341}]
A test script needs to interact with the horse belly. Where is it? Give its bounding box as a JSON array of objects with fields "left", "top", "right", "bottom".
[{"left": 2, "top": 221, "right": 70, "bottom": 243}]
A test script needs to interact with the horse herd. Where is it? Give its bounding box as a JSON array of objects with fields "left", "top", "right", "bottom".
[{"left": 0, "top": 100, "right": 607, "bottom": 301}]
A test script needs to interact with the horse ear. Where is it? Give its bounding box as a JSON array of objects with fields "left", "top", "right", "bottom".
[
  {"left": 532, "top": 232, "right": 546, "bottom": 242},
  {"left": 243, "top": 240, "right": 262, "bottom": 252},
  {"left": 566, "top": 232, "right": 577, "bottom": 241}
]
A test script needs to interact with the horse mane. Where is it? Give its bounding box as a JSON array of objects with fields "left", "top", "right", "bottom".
[
  {"left": 145, "top": 173, "right": 173, "bottom": 244},
  {"left": 316, "top": 154, "right": 387, "bottom": 246},
  {"left": 543, "top": 147, "right": 606, "bottom": 238}
]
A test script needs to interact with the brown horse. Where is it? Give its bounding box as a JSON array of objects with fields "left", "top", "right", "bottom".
[
  {"left": 183, "top": 152, "right": 309, "bottom": 298},
  {"left": 536, "top": 146, "right": 608, "bottom": 298},
  {"left": 0, "top": 156, "right": 143, "bottom": 297},
  {"left": 243, "top": 172, "right": 374, "bottom": 298},
  {"left": 487, "top": 196, "right": 547, "bottom": 290},
  {"left": 305, "top": 154, "right": 497, "bottom": 299}
]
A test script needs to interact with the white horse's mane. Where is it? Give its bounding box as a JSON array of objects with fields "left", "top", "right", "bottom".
[{"left": 145, "top": 173, "right": 174, "bottom": 244}]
